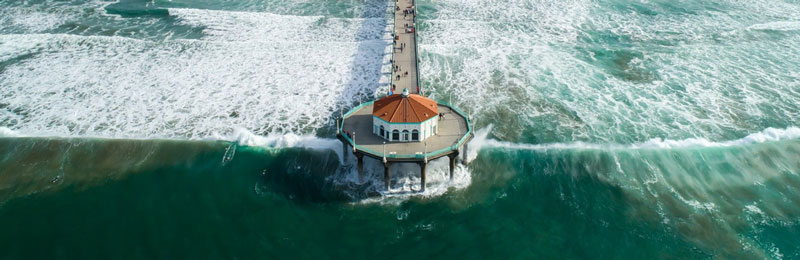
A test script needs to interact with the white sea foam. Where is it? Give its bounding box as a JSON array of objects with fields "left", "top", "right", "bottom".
[
  {"left": 475, "top": 126, "right": 800, "bottom": 152},
  {"left": 419, "top": 0, "right": 800, "bottom": 144},
  {"left": 356, "top": 156, "right": 473, "bottom": 204},
  {"left": 228, "top": 127, "right": 345, "bottom": 161},
  {"left": 230, "top": 127, "right": 336, "bottom": 149},
  {"left": 0, "top": 4, "right": 392, "bottom": 139},
  {"left": 169, "top": 8, "right": 389, "bottom": 43},
  {"left": 0, "top": 6, "right": 76, "bottom": 32},
  {"left": 0, "top": 127, "right": 23, "bottom": 137},
  {"left": 748, "top": 21, "right": 800, "bottom": 32},
  {"left": 422, "top": 0, "right": 589, "bottom": 46},
  {"left": 0, "top": 33, "right": 44, "bottom": 61},
  {"left": 745, "top": 204, "right": 764, "bottom": 215},
  {"left": 0, "top": 30, "right": 389, "bottom": 138},
  {"left": 463, "top": 124, "right": 493, "bottom": 163}
]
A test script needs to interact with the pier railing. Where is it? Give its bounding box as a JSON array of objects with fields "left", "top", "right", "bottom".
[
  {"left": 389, "top": 0, "right": 397, "bottom": 91},
  {"left": 339, "top": 100, "right": 472, "bottom": 159},
  {"left": 412, "top": 3, "right": 421, "bottom": 93}
]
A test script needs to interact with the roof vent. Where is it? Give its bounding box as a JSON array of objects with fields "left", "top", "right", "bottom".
[{"left": 401, "top": 88, "right": 409, "bottom": 97}]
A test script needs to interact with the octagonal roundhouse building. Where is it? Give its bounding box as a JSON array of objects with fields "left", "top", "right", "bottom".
[{"left": 372, "top": 89, "right": 438, "bottom": 142}]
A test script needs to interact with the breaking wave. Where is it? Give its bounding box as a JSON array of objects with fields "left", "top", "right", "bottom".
[
  {"left": 0, "top": 127, "right": 22, "bottom": 137},
  {"left": 474, "top": 126, "right": 800, "bottom": 152}
]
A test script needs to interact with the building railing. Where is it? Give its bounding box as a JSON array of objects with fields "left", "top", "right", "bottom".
[{"left": 339, "top": 100, "right": 472, "bottom": 159}]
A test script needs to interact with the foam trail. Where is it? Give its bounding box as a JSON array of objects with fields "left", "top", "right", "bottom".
[{"left": 478, "top": 126, "right": 800, "bottom": 152}]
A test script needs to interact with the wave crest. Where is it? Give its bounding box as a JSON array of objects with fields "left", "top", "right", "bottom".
[
  {"left": 0, "top": 127, "right": 22, "bottom": 137},
  {"left": 473, "top": 126, "right": 800, "bottom": 152}
]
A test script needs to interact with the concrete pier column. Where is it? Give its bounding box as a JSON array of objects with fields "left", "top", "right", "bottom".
[
  {"left": 462, "top": 142, "right": 469, "bottom": 163},
  {"left": 342, "top": 142, "right": 348, "bottom": 160},
  {"left": 384, "top": 163, "right": 391, "bottom": 191},
  {"left": 357, "top": 153, "right": 364, "bottom": 182},
  {"left": 419, "top": 162, "right": 427, "bottom": 192},
  {"left": 448, "top": 153, "right": 457, "bottom": 180}
]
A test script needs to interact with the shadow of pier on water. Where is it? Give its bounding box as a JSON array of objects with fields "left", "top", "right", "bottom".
[{"left": 331, "top": 0, "right": 394, "bottom": 123}]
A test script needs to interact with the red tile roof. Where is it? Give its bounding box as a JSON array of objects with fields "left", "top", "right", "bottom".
[{"left": 373, "top": 94, "right": 438, "bottom": 123}]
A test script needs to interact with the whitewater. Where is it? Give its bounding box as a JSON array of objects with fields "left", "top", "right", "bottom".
[
  {"left": 2, "top": 0, "right": 800, "bottom": 258},
  {"left": 2, "top": 0, "right": 799, "bottom": 143}
]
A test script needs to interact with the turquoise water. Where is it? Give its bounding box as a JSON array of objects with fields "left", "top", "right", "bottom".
[{"left": 2, "top": 0, "right": 800, "bottom": 258}]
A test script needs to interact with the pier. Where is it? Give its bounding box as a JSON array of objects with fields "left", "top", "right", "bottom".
[
  {"left": 337, "top": 0, "right": 472, "bottom": 192},
  {"left": 389, "top": 0, "right": 420, "bottom": 95}
]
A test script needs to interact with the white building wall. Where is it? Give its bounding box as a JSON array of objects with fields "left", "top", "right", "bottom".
[{"left": 372, "top": 115, "right": 439, "bottom": 142}]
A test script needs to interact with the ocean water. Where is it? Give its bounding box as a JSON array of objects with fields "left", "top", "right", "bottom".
[{"left": 1, "top": 0, "right": 800, "bottom": 258}]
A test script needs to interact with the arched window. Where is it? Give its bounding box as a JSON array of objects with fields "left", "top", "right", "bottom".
[
  {"left": 402, "top": 130, "right": 409, "bottom": 141},
  {"left": 380, "top": 126, "right": 385, "bottom": 138},
  {"left": 412, "top": 130, "right": 419, "bottom": 141},
  {"left": 392, "top": 130, "right": 399, "bottom": 141}
]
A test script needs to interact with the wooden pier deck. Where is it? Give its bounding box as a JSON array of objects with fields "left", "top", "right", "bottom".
[{"left": 390, "top": 0, "right": 420, "bottom": 94}]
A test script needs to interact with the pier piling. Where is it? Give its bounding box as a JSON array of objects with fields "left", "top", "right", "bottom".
[
  {"left": 462, "top": 142, "right": 468, "bottom": 162},
  {"left": 419, "top": 162, "right": 427, "bottom": 191},
  {"left": 448, "top": 153, "right": 457, "bottom": 180},
  {"left": 342, "top": 142, "right": 348, "bottom": 160},
  {"left": 357, "top": 153, "right": 364, "bottom": 182},
  {"left": 384, "top": 163, "right": 391, "bottom": 191}
]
